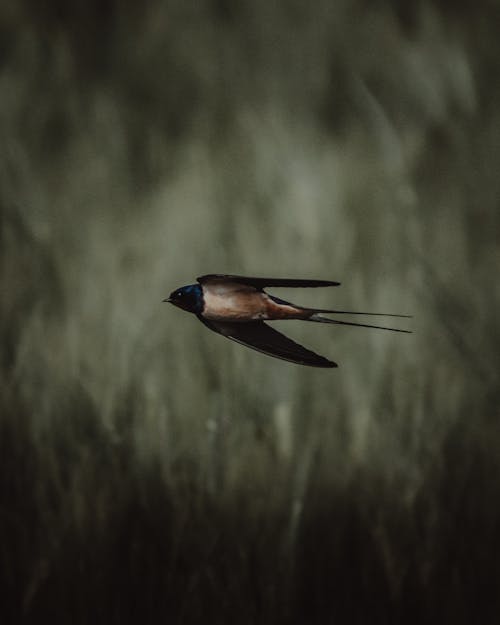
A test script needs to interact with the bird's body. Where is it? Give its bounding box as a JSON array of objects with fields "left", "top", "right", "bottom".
[
  {"left": 164, "top": 274, "right": 411, "bottom": 368},
  {"left": 202, "top": 280, "right": 308, "bottom": 322}
]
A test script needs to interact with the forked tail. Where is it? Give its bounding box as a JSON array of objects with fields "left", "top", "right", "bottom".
[
  {"left": 309, "top": 313, "right": 412, "bottom": 333},
  {"left": 269, "top": 295, "right": 412, "bottom": 331}
]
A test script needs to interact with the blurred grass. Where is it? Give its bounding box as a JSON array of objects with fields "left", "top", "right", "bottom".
[{"left": 1, "top": 1, "right": 500, "bottom": 623}]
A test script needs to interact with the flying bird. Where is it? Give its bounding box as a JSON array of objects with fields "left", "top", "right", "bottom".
[{"left": 164, "top": 274, "right": 411, "bottom": 368}]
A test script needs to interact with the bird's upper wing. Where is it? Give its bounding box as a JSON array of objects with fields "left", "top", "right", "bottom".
[
  {"left": 197, "top": 317, "right": 337, "bottom": 368},
  {"left": 197, "top": 274, "right": 340, "bottom": 289}
]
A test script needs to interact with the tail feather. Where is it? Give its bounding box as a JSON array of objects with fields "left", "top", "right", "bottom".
[
  {"left": 269, "top": 295, "right": 411, "bottom": 319},
  {"left": 310, "top": 308, "right": 412, "bottom": 318},
  {"left": 309, "top": 313, "right": 412, "bottom": 334}
]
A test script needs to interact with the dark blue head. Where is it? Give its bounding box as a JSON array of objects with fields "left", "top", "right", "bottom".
[{"left": 164, "top": 284, "right": 204, "bottom": 314}]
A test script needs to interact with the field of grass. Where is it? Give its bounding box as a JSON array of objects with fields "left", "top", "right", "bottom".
[{"left": 1, "top": 1, "right": 500, "bottom": 623}]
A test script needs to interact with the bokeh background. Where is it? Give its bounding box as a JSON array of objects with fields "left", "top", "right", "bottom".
[{"left": 1, "top": 1, "right": 499, "bottom": 623}]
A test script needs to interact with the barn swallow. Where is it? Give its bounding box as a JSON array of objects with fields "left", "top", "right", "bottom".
[{"left": 163, "top": 274, "right": 411, "bottom": 368}]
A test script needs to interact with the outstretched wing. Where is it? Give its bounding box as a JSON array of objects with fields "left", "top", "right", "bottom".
[
  {"left": 197, "top": 316, "right": 337, "bottom": 368},
  {"left": 197, "top": 274, "right": 340, "bottom": 289}
]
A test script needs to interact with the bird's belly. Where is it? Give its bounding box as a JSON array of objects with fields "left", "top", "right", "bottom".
[
  {"left": 203, "top": 290, "right": 307, "bottom": 321},
  {"left": 203, "top": 291, "right": 268, "bottom": 321}
]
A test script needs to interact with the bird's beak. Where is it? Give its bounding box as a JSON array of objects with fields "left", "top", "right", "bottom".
[{"left": 163, "top": 297, "right": 172, "bottom": 303}]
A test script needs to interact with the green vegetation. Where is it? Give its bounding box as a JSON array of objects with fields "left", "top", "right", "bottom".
[{"left": 1, "top": 1, "right": 499, "bottom": 622}]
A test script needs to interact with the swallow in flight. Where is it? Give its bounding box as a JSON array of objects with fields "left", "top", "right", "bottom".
[{"left": 164, "top": 274, "right": 411, "bottom": 368}]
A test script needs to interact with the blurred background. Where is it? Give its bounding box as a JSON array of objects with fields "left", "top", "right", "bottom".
[{"left": 1, "top": 1, "right": 499, "bottom": 623}]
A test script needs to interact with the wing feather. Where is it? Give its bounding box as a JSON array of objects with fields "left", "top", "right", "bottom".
[
  {"left": 198, "top": 317, "right": 337, "bottom": 368},
  {"left": 197, "top": 274, "right": 340, "bottom": 289}
]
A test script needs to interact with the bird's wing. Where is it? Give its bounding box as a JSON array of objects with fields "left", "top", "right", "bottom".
[
  {"left": 197, "top": 274, "right": 340, "bottom": 289},
  {"left": 197, "top": 317, "right": 337, "bottom": 368}
]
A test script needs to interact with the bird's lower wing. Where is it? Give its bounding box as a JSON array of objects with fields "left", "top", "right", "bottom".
[
  {"left": 197, "top": 274, "right": 340, "bottom": 289},
  {"left": 197, "top": 317, "right": 337, "bottom": 368}
]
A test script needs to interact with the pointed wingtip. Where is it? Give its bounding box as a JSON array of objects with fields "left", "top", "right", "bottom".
[
  {"left": 300, "top": 358, "right": 337, "bottom": 368},
  {"left": 318, "top": 359, "right": 338, "bottom": 368}
]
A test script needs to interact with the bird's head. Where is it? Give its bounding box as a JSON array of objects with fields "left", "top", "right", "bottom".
[{"left": 163, "top": 284, "right": 204, "bottom": 314}]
